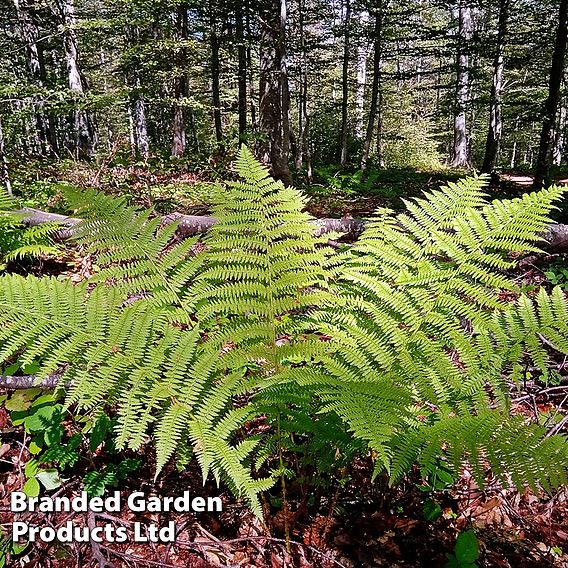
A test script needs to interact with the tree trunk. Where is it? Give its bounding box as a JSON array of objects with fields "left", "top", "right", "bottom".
[
  {"left": 553, "top": 104, "right": 567, "bottom": 165},
  {"left": 361, "top": 0, "right": 384, "bottom": 172},
  {"left": 280, "top": 0, "right": 291, "bottom": 165},
  {"left": 534, "top": 0, "right": 568, "bottom": 188},
  {"left": 133, "top": 92, "right": 149, "bottom": 158},
  {"left": 258, "top": 0, "right": 292, "bottom": 185},
  {"left": 18, "top": 206, "right": 568, "bottom": 254},
  {"left": 57, "top": 0, "right": 96, "bottom": 159},
  {"left": 246, "top": 6, "right": 257, "bottom": 130},
  {"left": 211, "top": 15, "right": 223, "bottom": 144},
  {"left": 171, "top": 3, "right": 190, "bottom": 158},
  {"left": 295, "top": 0, "right": 311, "bottom": 176},
  {"left": 355, "top": 12, "right": 369, "bottom": 140},
  {"left": 236, "top": 5, "right": 247, "bottom": 141},
  {"left": 340, "top": 0, "right": 351, "bottom": 167},
  {"left": 450, "top": 2, "right": 473, "bottom": 168},
  {"left": 481, "top": 0, "right": 509, "bottom": 174},
  {"left": 12, "top": 0, "right": 57, "bottom": 156},
  {"left": 0, "top": 119, "right": 12, "bottom": 196}
]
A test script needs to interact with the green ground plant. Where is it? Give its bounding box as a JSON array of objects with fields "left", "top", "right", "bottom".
[
  {"left": 0, "top": 147, "right": 567, "bottom": 516},
  {"left": 0, "top": 193, "right": 60, "bottom": 269}
]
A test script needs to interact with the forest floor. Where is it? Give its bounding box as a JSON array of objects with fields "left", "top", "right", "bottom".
[{"left": 1, "top": 160, "right": 568, "bottom": 567}]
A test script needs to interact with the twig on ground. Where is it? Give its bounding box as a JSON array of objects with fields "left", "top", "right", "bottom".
[{"left": 87, "top": 510, "right": 115, "bottom": 568}]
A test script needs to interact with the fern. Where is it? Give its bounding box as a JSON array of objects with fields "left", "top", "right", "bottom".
[
  {"left": 0, "top": 192, "right": 59, "bottom": 266},
  {"left": 308, "top": 176, "right": 568, "bottom": 483},
  {"left": 0, "top": 149, "right": 567, "bottom": 515}
]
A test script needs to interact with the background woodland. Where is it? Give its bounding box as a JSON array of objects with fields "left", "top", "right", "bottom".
[{"left": 0, "top": 0, "right": 567, "bottom": 188}]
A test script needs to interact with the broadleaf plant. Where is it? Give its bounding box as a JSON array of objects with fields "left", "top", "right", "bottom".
[{"left": 0, "top": 146, "right": 567, "bottom": 515}]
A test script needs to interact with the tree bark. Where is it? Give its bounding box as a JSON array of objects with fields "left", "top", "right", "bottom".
[
  {"left": 236, "top": 5, "right": 247, "bottom": 141},
  {"left": 171, "top": 2, "right": 190, "bottom": 158},
  {"left": 553, "top": 104, "right": 567, "bottom": 165},
  {"left": 16, "top": 206, "right": 568, "bottom": 253},
  {"left": 355, "top": 11, "right": 369, "bottom": 140},
  {"left": 57, "top": 0, "right": 96, "bottom": 159},
  {"left": 534, "top": 0, "right": 568, "bottom": 188},
  {"left": 340, "top": 0, "right": 351, "bottom": 167},
  {"left": 450, "top": 1, "right": 473, "bottom": 168},
  {"left": 295, "top": 0, "right": 311, "bottom": 178},
  {"left": 211, "top": 15, "right": 223, "bottom": 144},
  {"left": 133, "top": 92, "right": 149, "bottom": 158},
  {"left": 360, "top": 0, "right": 384, "bottom": 172},
  {"left": 0, "top": 118, "right": 12, "bottom": 196},
  {"left": 481, "top": 0, "right": 509, "bottom": 174},
  {"left": 258, "top": 0, "right": 292, "bottom": 185},
  {"left": 13, "top": 0, "right": 58, "bottom": 156}
]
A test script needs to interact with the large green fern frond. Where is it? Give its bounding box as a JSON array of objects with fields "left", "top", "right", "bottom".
[{"left": 0, "top": 152, "right": 567, "bottom": 515}]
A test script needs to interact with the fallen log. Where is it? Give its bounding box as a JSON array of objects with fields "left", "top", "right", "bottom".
[
  {"left": 15, "top": 207, "right": 568, "bottom": 252},
  {"left": 18, "top": 207, "right": 367, "bottom": 239},
  {"left": 0, "top": 374, "right": 63, "bottom": 389}
]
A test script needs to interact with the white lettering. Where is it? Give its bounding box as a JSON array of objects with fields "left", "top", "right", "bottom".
[
  {"left": 207, "top": 497, "right": 222, "bottom": 512},
  {"left": 192, "top": 497, "right": 205, "bottom": 512},
  {"left": 11, "top": 492, "right": 28, "bottom": 513},
  {"left": 128, "top": 492, "right": 146, "bottom": 512},
  {"left": 12, "top": 522, "right": 28, "bottom": 541}
]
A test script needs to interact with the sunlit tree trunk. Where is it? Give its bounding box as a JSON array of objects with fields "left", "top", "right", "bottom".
[
  {"left": 13, "top": 0, "right": 57, "bottom": 156},
  {"left": 553, "top": 104, "right": 567, "bottom": 165},
  {"left": 210, "top": 11, "right": 223, "bottom": 144},
  {"left": 355, "top": 11, "right": 369, "bottom": 140},
  {"left": 295, "top": 0, "right": 311, "bottom": 178},
  {"left": 133, "top": 91, "right": 149, "bottom": 158},
  {"left": 361, "top": 0, "right": 384, "bottom": 172},
  {"left": 57, "top": 0, "right": 96, "bottom": 158},
  {"left": 534, "top": 0, "right": 568, "bottom": 188},
  {"left": 340, "top": 0, "right": 351, "bottom": 167},
  {"left": 481, "top": 0, "right": 509, "bottom": 173},
  {"left": 450, "top": 1, "right": 473, "bottom": 168},
  {"left": 0, "top": 119, "right": 12, "bottom": 196}
]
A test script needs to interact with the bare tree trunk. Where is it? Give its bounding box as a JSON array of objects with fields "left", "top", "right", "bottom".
[
  {"left": 236, "top": 5, "right": 247, "bottom": 141},
  {"left": 211, "top": 14, "right": 223, "bottom": 144},
  {"left": 246, "top": 7, "right": 257, "bottom": 130},
  {"left": 295, "top": 0, "right": 311, "bottom": 176},
  {"left": 481, "top": 0, "right": 509, "bottom": 174},
  {"left": 450, "top": 1, "right": 473, "bottom": 168},
  {"left": 355, "top": 12, "right": 369, "bottom": 139},
  {"left": 134, "top": 92, "right": 149, "bottom": 158},
  {"left": 534, "top": 0, "right": 568, "bottom": 188},
  {"left": 171, "top": 3, "right": 189, "bottom": 158},
  {"left": 57, "top": 0, "right": 96, "bottom": 159},
  {"left": 0, "top": 119, "right": 12, "bottom": 196},
  {"left": 340, "top": 0, "right": 351, "bottom": 167},
  {"left": 553, "top": 104, "right": 567, "bottom": 165},
  {"left": 13, "top": 0, "right": 57, "bottom": 156},
  {"left": 258, "top": 0, "right": 292, "bottom": 185},
  {"left": 280, "top": 0, "right": 291, "bottom": 164},
  {"left": 361, "top": 0, "right": 384, "bottom": 172}
]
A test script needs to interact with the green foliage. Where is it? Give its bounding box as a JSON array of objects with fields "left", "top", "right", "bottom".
[
  {"left": 544, "top": 259, "right": 568, "bottom": 289},
  {"left": 83, "top": 458, "right": 142, "bottom": 497},
  {"left": 0, "top": 148, "right": 567, "bottom": 516},
  {"left": 0, "top": 369, "right": 139, "bottom": 498},
  {"left": 0, "top": 192, "right": 60, "bottom": 268},
  {"left": 445, "top": 530, "right": 480, "bottom": 568},
  {"left": 0, "top": 529, "right": 29, "bottom": 568}
]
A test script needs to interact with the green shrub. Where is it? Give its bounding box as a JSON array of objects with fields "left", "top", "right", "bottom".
[{"left": 0, "top": 147, "right": 567, "bottom": 515}]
